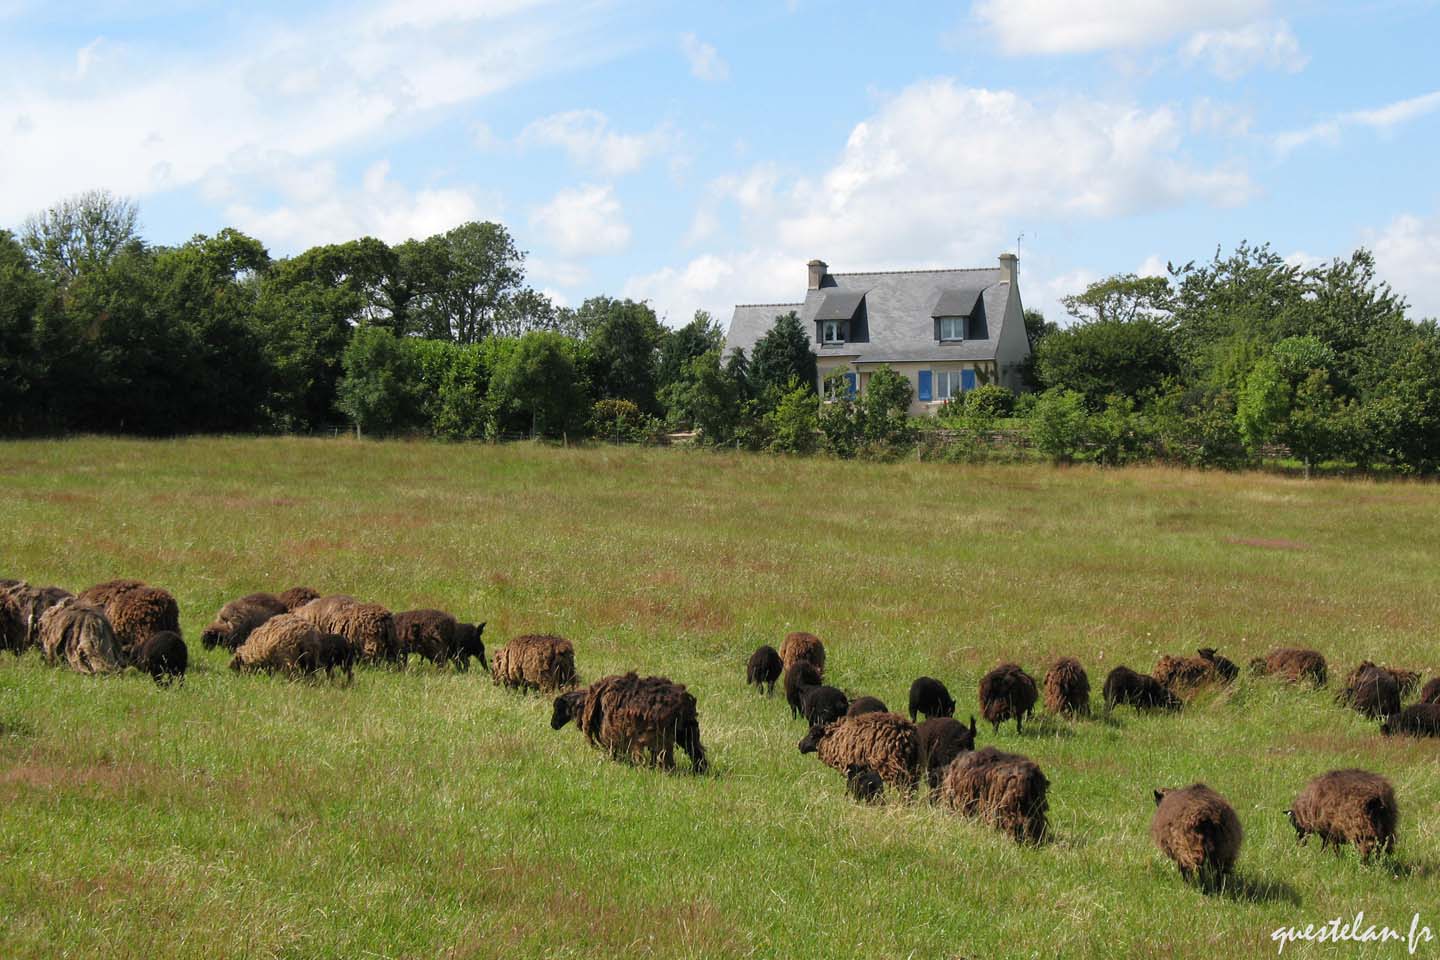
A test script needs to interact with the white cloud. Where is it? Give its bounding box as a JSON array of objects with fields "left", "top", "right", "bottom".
[
  {"left": 75, "top": 37, "right": 103, "bottom": 79},
  {"left": 680, "top": 32, "right": 729, "bottom": 81},
  {"left": 1189, "top": 97, "right": 1253, "bottom": 137},
  {"left": 1182, "top": 19, "right": 1306, "bottom": 80},
  {"left": 1137, "top": 255, "right": 1169, "bottom": 278},
  {"left": 972, "top": 0, "right": 1269, "bottom": 55},
  {"left": 1273, "top": 89, "right": 1440, "bottom": 156},
  {"left": 530, "top": 183, "right": 631, "bottom": 257},
  {"left": 517, "top": 109, "right": 673, "bottom": 176},
  {"left": 1366, "top": 210, "right": 1440, "bottom": 320}
]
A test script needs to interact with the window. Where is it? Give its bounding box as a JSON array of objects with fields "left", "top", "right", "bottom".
[
  {"left": 821, "top": 320, "right": 844, "bottom": 344},
  {"left": 939, "top": 316, "right": 965, "bottom": 341},
  {"left": 934, "top": 369, "right": 969, "bottom": 399}
]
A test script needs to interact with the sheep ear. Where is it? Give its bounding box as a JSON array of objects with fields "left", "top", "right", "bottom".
[{"left": 1153, "top": 789, "right": 1165, "bottom": 805}]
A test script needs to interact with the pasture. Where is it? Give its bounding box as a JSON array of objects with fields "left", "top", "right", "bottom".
[{"left": 2, "top": 437, "right": 1439, "bottom": 959}]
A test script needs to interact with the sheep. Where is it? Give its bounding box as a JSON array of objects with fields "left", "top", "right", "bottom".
[
  {"left": 908, "top": 676, "right": 955, "bottom": 722},
  {"left": 935, "top": 746, "right": 1048, "bottom": 843},
  {"left": 37, "top": 598, "right": 125, "bottom": 674},
  {"left": 300, "top": 633, "right": 355, "bottom": 684},
  {"left": 1, "top": 582, "right": 73, "bottom": 654},
  {"left": 1154, "top": 649, "right": 1236, "bottom": 691},
  {"left": 1384, "top": 668, "right": 1422, "bottom": 699},
  {"left": 1338, "top": 662, "right": 1401, "bottom": 719},
  {"left": 746, "top": 644, "right": 783, "bottom": 696},
  {"left": 1248, "top": 648, "right": 1328, "bottom": 687},
  {"left": 784, "top": 660, "right": 822, "bottom": 719},
  {"left": 77, "top": 580, "right": 180, "bottom": 654},
  {"left": 1043, "top": 657, "right": 1090, "bottom": 716},
  {"left": 779, "top": 631, "right": 825, "bottom": 673},
  {"left": 1150, "top": 783, "right": 1243, "bottom": 888},
  {"left": 1197, "top": 648, "right": 1239, "bottom": 683},
  {"left": 1419, "top": 678, "right": 1440, "bottom": 705},
  {"left": 798, "top": 712, "right": 924, "bottom": 794},
  {"left": 918, "top": 715, "right": 977, "bottom": 790},
  {"left": 799, "top": 684, "right": 849, "bottom": 726},
  {"left": 1380, "top": 704, "right": 1440, "bottom": 738},
  {"left": 277, "top": 586, "right": 321, "bottom": 611},
  {"left": 1288, "top": 769, "right": 1397, "bottom": 859},
  {"left": 846, "top": 696, "right": 889, "bottom": 717},
  {"left": 294, "top": 595, "right": 400, "bottom": 667},
  {"left": 550, "top": 689, "right": 589, "bottom": 729},
  {"left": 846, "top": 764, "right": 884, "bottom": 804},
  {"left": 201, "top": 592, "right": 287, "bottom": 651},
  {"left": 394, "top": 609, "right": 486, "bottom": 671},
  {"left": 491, "top": 634, "right": 577, "bottom": 692},
  {"left": 1103, "top": 665, "right": 1182, "bottom": 712},
  {"left": 75, "top": 578, "right": 146, "bottom": 607},
  {"left": 978, "top": 663, "right": 1038, "bottom": 734},
  {"left": 562, "top": 672, "right": 707, "bottom": 772},
  {"left": 129, "top": 630, "right": 187, "bottom": 687},
  {"left": 229, "top": 613, "right": 322, "bottom": 675}
]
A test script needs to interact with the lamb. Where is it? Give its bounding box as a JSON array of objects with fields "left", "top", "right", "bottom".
[
  {"left": 1197, "top": 648, "right": 1239, "bottom": 682},
  {"left": 229, "top": 613, "right": 322, "bottom": 675},
  {"left": 1419, "top": 678, "right": 1440, "bottom": 705},
  {"left": 201, "top": 592, "right": 287, "bottom": 651},
  {"left": 1338, "top": 662, "right": 1401, "bottom": 719},
  {"left": 1103, "top": 665, "right": 1182, "bottom": 712},
  {"left": 294, "top": 595, "right": 401, "bottom": 667},
  {"left": 1380, "top": 704, "right": 1440, "bottom": 737},
  {"left": 394, "top": 609, "right": 486, "bottom": 671},
  {"left": 1248, "top": 648, "right": 1328, "bottom": 687},
  {"left": 784, "top": 660, "right": 823, "bottom": 719},
  {"left": 746, "top": 644, "right": 783, "bottom": 696},
  {"left": 798, "top": 712, "right": 924, "bottom": 794},
  {"left": 846, "top": 764, "right": 884, "bottom": 804},
  {"left": 77, "top": 580, "right": 180, "bottom": 654},
  {"left": 277, "top": 586, "right": 320, "bottom": 611},
  {"left": 1, "top": 582, "right": 73, "bottom": 654},
  {"left": 1150, "top": 783, "right": 1243, "bottom": 888},
  {"left": 37, "top": 598, "right": 126, "bottom": 674},
  {"left": 491, "top": 634, "right": 577, "bottom": 692},
  {"left": 935, "top": 746, "right": 1048, "bottom": 843},
  {"left": 1288, "top": 769, "right": 1397, "bottom": 859},
  {"left": 908, "top": 676, "right": 955, "bottom": 722},
  {"left": 301, "top": 633, "right": 355, "bottom": 684},
  {"left": 779, "top": 631, "right": 825, "bottom": 673},
  {"left": 129, "top": 630, "right": 187, "bottom": 687},
  {"left": 1043, "top": 657, "right": 1090, "bottom": 716},
  {"left": 978, "top": 663, "right": 1038, "bottom": 734},
  {"left": 846, "top": 696, "right": 889, "bottom": 717},
  {"left": 918, "top": 715, "right": 977, "bottom": 790},
  {"left": 799, "top": 684, "right": 849, "bottom": 726},
  {"left": 556, "top": 672, "right": 707, "bottom": 772}
]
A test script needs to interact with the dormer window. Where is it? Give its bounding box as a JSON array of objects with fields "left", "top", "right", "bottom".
[
  {"left": 939, "top": 316, "right": 965, "bottom": 341},
  {"left": 821, "top": 320, "right": 844, "bottom": 344}
]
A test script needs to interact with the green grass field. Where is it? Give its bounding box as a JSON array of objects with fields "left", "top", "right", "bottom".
[{"left": 3, "top": 437, "right": 1439, "bottom": 959}]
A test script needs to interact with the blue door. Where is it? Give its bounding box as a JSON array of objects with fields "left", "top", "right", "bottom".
[{"left": 961, "top": 368, "right": 976, "bottom": 392}]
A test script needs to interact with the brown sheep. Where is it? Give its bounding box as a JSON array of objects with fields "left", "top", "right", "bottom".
[
  {"left": 277, "top": 586, "right": 320, "bottom": 611},
  {"left": 1043, "top": 657, "right": 1090, "bottom": 716},
  {"left": 1248, "top": 648, "right": 1328, "bottom": 686},
  {"left": 1, "top": 582, "right": 73, "bottom": 654},
  {"left": 77, "top": 579, "right": 180, "bottom": 654},
  {"left": 978, "top": 663, "right": 1038, "bottom": 734},
  {"left": 294, "top": 596, "right": 401, "bottom": 667},
  {"left": 1338, "top": 662, "right": 1401, "bottom": 719},
  {"left": 798, "top": 712, "right": 924, "bottom": 794},
  {"left": 918, "top": 715, "right": 977, "bottom": 790},
  {"left": 1381, "top": 704, "right": 1440, "bottom": 737},
  {"left": 1153, "top": 650, "right": 1235, "bottom": 691},
  {"left": 935, "top": 745, "right": 1048, "bottom": 843},
  {"left": 1419, "top": 678, "right": 1440, "bottom": 705},
  {"left": 784, "top": 660, "right": 823, "bottom": 719},
  {"left": 1384, "top": 667, "right": 1422, "bottom": 699},
  {"left": 1150, "top": 784, "right": 1243, "bottom": 888},
  {"left": 229, "top": 613, "right": 323, "bottom": 675},
  {"left": 491, "top": 634, "right": 577, "bottom": 692},
  {"left": 395, "top": 609, "right": 486, "bottom": 671},
  {"left": 201, "top": 592, "right": 287, "bottom": 651},
  {"left": 75, "top": 578, "right": 146, "bottom": 607},
  {"left": 1288, "top": 769, "right": 1397, "bottom": 859},
  {"left": 779, "top": 631, "right": 825, "bottom": 673},
  {"left": 38, "top": 598, "right": 125, "bottom": 674},
  {"left": 556, "top": 673, "right": 707, "bottom": 772}
]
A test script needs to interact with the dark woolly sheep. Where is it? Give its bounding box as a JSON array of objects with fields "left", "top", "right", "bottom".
[
  {"left": 1043, "top": 657, "right": 1090, "bottom": 716},
  {"left": 908, "top": 676, "right": 955, "bottom": 722},
  {"left": 491, "top": 634, "right": 577, "bottom": 692},
  {"left": 798, "top": 712, "right": 924, "bottom": 794},
  {"left": 978, "top": 663, "right": 1038, "bottom": 734},
  {"left": 779, "top": 631, "right": 826, "bottom": 673},
  {"left": 569, "top": 673, "right": 707, "bottom": 772},
  {"left": 229, "top": 613, "right": 322, "bottom": 675},
  {"left": 799, "top": 684, "right": 849, "bottom": 726},
  {"left": 277, "top": 586, "right": 320, "bottom": 611},
  {"left": 550, "top": 689, "right": 589, "bottom": 730},
  {"left": 1338, "top": 662, "right": 1401, "bottom": 719},
  {"left": 1104, "top": 665, "right": 1182, "bottom": 712},
  {"left": 1288, "top": 769, "right": 1397, "bottom": 859},
  {"left": 1, "top": 582, "right": 73, "bottom": 654},
  {"left": 1153, "top": 650, "right": 1234, "bottom": 691},
  {"left": 846, "top": 763, "right": 884, "bottom": 804},
  {"left": 201, "top": 592, "right": 287, "bottom": 651},
  {"left": 1249, "top": 648, "right": 1328, "bottom": 687},
  {"left": 77, "top": 581, "right": 180, "bottom": 654},
  {"left": 1381, "top": 704, "right": 1440, "bottom": 737},
  {"left": 1384, "top": 667, "right": 1422, "bottom": 699},
  {"left": 75, "top": 578, "right": 146, "bottom": 607},
  {"left": 130, "top": 630, "right": 187, "bottom": 687},
  {"left": 395, "top": 609, "right": 486, "bottom": 671},
  {"left": 746, "top": 644, "right": 783, "bottom": 696},
  {"left": 294, "top": 596, "right": 401, "bottom": 667},
  {"left": 1150, "top": 784, "right": 1243, "bottom": 888},
  {"left": 784, "top": 660, "right": 823, "bottom": 719},
  {"left": 38, "top": 599, "right": 125, "bottom": 674},
  {"left": 846, "top": 696, "right": 889, "bottom": 717},
  {"left": 1197, "top": 648, "right": 1239, "bottom": 683},
  {"left": 1419, "top": 678, "right": 1440, "bottom": 705},
  {"left": 452, "top": 621, "right": 487, "bottom": 672},
  {"left": 299, "top": 633, "right": 355, "bottom": 684},
  {"left": 918, "top": 715, "right": 977, "bottom": 791},
  {"left": 936, "top": 745, "right": 1048, "bottom": 843}
]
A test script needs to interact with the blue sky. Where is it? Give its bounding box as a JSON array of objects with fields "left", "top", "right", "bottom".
[{"left": 3, "top": 0, "right": 1439, "bottom": 325}]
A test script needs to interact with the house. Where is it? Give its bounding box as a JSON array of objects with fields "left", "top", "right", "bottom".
[{"left": 724, "top": 254, "right": 1031, "bottom": 415}]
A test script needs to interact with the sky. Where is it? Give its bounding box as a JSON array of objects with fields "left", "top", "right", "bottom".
[{"left": 3, "top": 0, "right": 1439, "bottom": 327}]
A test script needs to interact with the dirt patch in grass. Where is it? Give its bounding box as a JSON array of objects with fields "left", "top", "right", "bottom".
[
  {"left": 1225, "top": 536, "right": 1311, "bottom": 551},
  {"left": 0, "top": 758, "right": 162, "bottom": 798}
]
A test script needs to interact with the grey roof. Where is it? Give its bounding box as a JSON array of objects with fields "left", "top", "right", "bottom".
[
  {"left": 931, "top": 286, "right": 984, "bottom": 318},
  {"left": 723, "top": 303, "right": 804, "bottom": 359},
  {"left": 813, "top": 289, "right": 867, "bottom": 321}
]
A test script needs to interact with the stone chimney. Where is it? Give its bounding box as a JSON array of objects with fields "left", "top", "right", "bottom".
[
  {"left": 999, "top": 252, "right": 1018, "bottom": 286},
  {"left": 807, "top": 259, "right": 828, "bottom": 290}
]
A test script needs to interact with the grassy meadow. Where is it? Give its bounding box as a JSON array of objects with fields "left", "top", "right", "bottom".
[{"left": 2, "top": 437, "right": 1439, "bottom": 959}]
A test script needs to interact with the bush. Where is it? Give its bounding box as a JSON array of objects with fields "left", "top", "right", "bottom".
[
  {"left": 1029, "top": 388, "right": 1089, "bottom": 463},
  {"left": 765, "top": 379, "right": 820, "bottom": 455},
  {"left": 964, "top": 383, "right": 1014, "bottom": 418}
]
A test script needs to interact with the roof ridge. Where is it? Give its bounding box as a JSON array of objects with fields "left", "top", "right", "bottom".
[
  {"left": 733, "top": 301, "right": 805, "bottom": 307},
  {"left": 830, "top": 267, "right": 997, "bottom": 277}
]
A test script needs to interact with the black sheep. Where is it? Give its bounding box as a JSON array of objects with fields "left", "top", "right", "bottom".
[
  {"left": 800, "top": 684, "right": 849, "bottom": 726},
  {"left": 978, "top": 663, "right": 1038, "bottom": 734},
  {"left": 846, "top": 696, "right": 889, "bottom": 717},
  {"left": 746, "top": 644, "right": 783, "bottom": 696},
  {"left": 908, "top": 676, "right": 955, "bottom": 722},
  {"left": 1197, "top": 648, "right": 1239, "bottom": 683},
  {"left": 846, "top": 763, "right": 884, "bottom": 804},
  {"left": 784, "top": 661, "right": 822, "bottom": 719},
  {"left": 130, "top": 630, "right": 187, "bottom": 687},
  {"left": 301, "top": 632, "right": 355, "bottom": 684},
  {"left": 1103, "top": 665, "right": 1182, "bottom": 712},
  {"left": 452, "top": 621, "right": 487, "bottom": 672},
  {"left": 1339, "top": 662, "right": 1401, "bottom": 719},
  {"left": 1381, "top": 703, "right": 1440, "bottom": 737},
  {"left": 918, "top": 715, "right": 977, "bottom": 790}
]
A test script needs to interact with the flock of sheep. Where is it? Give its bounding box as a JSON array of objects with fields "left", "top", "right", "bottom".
[{"left": 3, "top": 573, "right": 1437, "bottom": 892}]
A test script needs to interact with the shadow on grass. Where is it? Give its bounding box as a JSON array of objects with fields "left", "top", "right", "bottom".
[
  {"left": 1018, "top": 716, "right": 1077, "bottom": 739},
  {"left": 1216, "top": 873, "right": 1302, "bottom": 906}
]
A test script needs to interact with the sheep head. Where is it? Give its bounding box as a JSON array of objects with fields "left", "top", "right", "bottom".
[
  {"left": 797, "top": 723, "right": 828, "bottom": 754},
  {"left": 550, "top": 690, "right": 586, "bottom": 730}
]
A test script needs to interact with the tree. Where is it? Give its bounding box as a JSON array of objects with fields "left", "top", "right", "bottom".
[
  {"left": 0, "top": 229, "right": 46, "bottom": 431},
  {"left": 749, "top": 312, "right": 816, "bottom": 405},
  {"left": 1235, "top": 337, "right": 1345, "bottom": 476},
  {"left": 336, "top": 326, "right": 417, "bottom": 436},
  {"left": 1061, "top": 274, "right": 1172, "bottom": 325},
  {"left": 1023, "top": 309, "right": 1056, "bottom": 351},
  {"left": 764, "top": 378, "right": 820, "bottom": 454},
  {"left": 583, "top": 297, "right": 665, "bottom": 412},
  {"left": 859, "top": 366, "right": 915, "bottom": 448},
  {"left": 658, "top": 310, "right": 724, "bottom": 392},
  {"left": 487, "top": 331, "right": 588, "bottom": 437},
  {"left": 666, "top": 348, "right": 745, "bottom": 442},
  {"left": 21, "top": 189, "right": 140, "bottom": 285},
  {"left": 1032, "top": 317, "right": 1179, "bottom": 407},
  {"left": 1030, "top": 388, "right": 1089, "bottom": 463},
  {"left": 403, "top": 222, "right": 527, "bottom": 343}
]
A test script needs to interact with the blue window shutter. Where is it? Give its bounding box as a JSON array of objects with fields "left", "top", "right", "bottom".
[
  {"left": 845, "top": 372, "right": 857, "bottom": 398},
  {"left": 961, "top": 368, "right": 976, "bottom": 392},
  {"left": 917, "top": 370, "right": 932, "bottom": 401}
]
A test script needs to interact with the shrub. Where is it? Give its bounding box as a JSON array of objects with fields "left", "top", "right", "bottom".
[
  {"left": 964, "top": 384, "right": 1014, "bottom": 418},
  {"left": 1029, "top": 388, "right": 1089, "bottom": 463},
  {"left": 766, "top": 379, "right": 820, "bottom": 455}
]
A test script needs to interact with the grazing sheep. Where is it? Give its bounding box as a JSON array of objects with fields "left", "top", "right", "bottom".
[
  {"left": 77, "top": 580, "right": 181, "bottom": 654},
  {"left": 201, "top": 592, "right": 287, "bottom": 651},
  {"left": 294, "top": 596, "right": 401, "bottom": 667},
  {"left": 1249, "top": 648, "right": 1328, "bottom": 687},
  {"left": 908, "top": 676, "right": 955, "bottom": 722},
  {"left": 935, "top": 746, "right": 1048, "bottom": 843},
  {"left": 978, "top": 663, "right": 1038, "bottom": 734},
  {"left": 746, "top": 644, "right": 783, "bottom": 696},
  {"left": 846, "top": 696, "right": 889, "bottom": 717},
  {"left": 75, "top": 578, "right": 146, "bottom": 607},
  {"left": 798, "top": 712, "right": 924, "bottom": 794},
  {"left": 1043, "top": 657, "right": 1090, "bottom": 716},
  {"left": 918, "top": 715, "right": 977, "bottom": 790},
  {"left": 1150, "top": 784, "right": 1243, "bottom": 888},
  {"left": 1419, "top": 678, "right": 1440, "bottom": 705},
  {"left": 1, "top": 582, "right": 73, "bottom": 654},
  {"left": 846, "top": 764, "right": 884, "bottom": 804},
  {"left": 301, "top": 633, "right": 355, "bottom": 684},
  {"left": 1380, "top": 704, "right": 1440, "bottom": 738},
  {"left": 452, "top": 621, "right": 487, "bottom": 672},
  {"left": 779, "top": 631, "right": 825, "bottom": 673},
  {"left": 550, "top": 689, "right": 589, "bottom": 729},
  {"left": 1103, "top": 666, "right": 1182, "bottom": 712},
  {"left": 1338, "top": 662, "right": 1401, "bottom": 719},
  {"left": 784, "top": 660, "right": 823, "bottom": 719},
  {"left": 130, "top": 630, "right": 187, "bottom": 687},
  {"left": 1288, "top": 769, "right": 1397, "bottom": 859},
  {"left": 562, "top": 673, "right": 707, "bottom": 772},
  {"left": 229, "top": 613, "right": 322, "bottom": 675},
  {"left": 1197, "top": 648, "right": 1239, "bottom": 682},
  {"left": 491, "top": 634, "right": 577, "bottom": 692},
  {"left": 37, "top": 599, "right": 125, "bottom": 674},
  {"left": 1154, "top": 650, "right": 1235, "bottom": 691},
  {"left": 395, "top": 609, "right": 486, "bottom": 671},
  {"left": 799, "top": 685, "right": 849, "bottom": 726},
  {"left": 277, "top": 586, "right": 320, "bottom": 611},
  {"left": 1384, "top": 668, "right": 1422, "bottom": 699}
]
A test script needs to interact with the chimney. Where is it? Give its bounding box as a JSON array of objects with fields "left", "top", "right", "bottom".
[
  {"left": 999, "top": 252, "right": 1018, "bottom": 286},
  {"left": 807, "top": 259, "right": 828, "bottom": 290}
]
